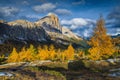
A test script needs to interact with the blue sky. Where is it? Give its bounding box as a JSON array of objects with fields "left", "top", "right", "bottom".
[{"left": 0, "top": 0, "right": 120, "bottom": 38}]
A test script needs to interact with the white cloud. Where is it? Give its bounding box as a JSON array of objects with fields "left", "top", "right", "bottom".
[
  {"left": 55, "top": 9, "right": 71, "bottom": 15},
  {"left": 61, "top": 18, "right": 95, "bottom": 29},
  {"left": 107, "top": 28, "right": 120, "bottom": 36},
  {"left": 61, "top": 17, "right": 120, "bottom": 38},
  {"left": 83, "top": 29, "right": 92, "bottom": 38},
  {"left": 33, "top": 3, "right": 56, "bottom": 13},
  {"left": 0, "top": 6, "right": 19, "bottom": 17},
  {"left": 61, "top": 18, "right": 95, "bottom": 38}
]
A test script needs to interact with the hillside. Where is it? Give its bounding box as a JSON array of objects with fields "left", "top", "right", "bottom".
[
  {"left": 0, "top": 13, "right": 82, "bottom": 45},
  {"left": 0, "top": 13, "right": 84, "bottom": 54}
]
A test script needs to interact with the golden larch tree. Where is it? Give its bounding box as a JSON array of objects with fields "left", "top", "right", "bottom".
[
  {"left": 36, "top": 46, "right": 42, "bottom": 60},
  {"left": 49, "top": 44, "right": 56, "bottom": 60},
  {"left": 7, "top": 48, "right": 19, "bottom": 62},
  {"left": 23, "top": 45, "right": 36, "bottom": 62},
  {"left": 19, "top": 47, "right": 27, "bottom": 61},
  {"left": 37, "top": 45, "right": 49, "bottom": 60},
  {"left": 61, "top": 52, "right": 66, "bottom": 61},
  {"left": 88, "top": 16, "right": 115, "bottom": 60},
  {"left": 56, "top": 49, "right": 64, "bottom": 61},
  {"left": 65, "top": 44, "right": 75, "bottom": 60},
  {"left": 78, "top": 50, "right": 85, "bottom": 59}
]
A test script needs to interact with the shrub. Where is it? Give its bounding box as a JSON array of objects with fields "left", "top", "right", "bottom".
[
  {"left": 45, "top": 70, "right": 64, "bottom": 77},
  {"left": 68, "top": 60, "right": 85, "bottom": 70},
  {"left": 0, "top": 55, "right": 5, "bottom": 64}
]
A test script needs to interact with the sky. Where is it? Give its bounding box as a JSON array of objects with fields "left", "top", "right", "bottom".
[{"left": 0, "top": 0, "right": 120, "bottom": 38}]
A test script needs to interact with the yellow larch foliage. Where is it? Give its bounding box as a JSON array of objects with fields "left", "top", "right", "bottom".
[
  {"left": 56, "top": 49, "right": 65, "bottom": 61},
  {"left": 22, "top": 45, "right": 36, "bottom": 62},
  {"left": 7, "top": 44, "right": 76, "bottom": 62},
  {"left": 19, "top": 47, "right": 27, "bottom": 61},
  {"left": 88, "top": 17, "right": 115, "bottom": 60},
  {"left": 36, "top": 46, "right": 42, "bottom": 60},
  {"left": 61, "top": 50, "right": 67, "bottom": 61},
  {"left": 29, "top": 44, "right": 37, "bottom": 58},
  {"left": 37, "top": 49, "right": 48, "bottom": 60},
  {"left": 7, "top": 48, "right": 19, "bottom": 62},
  {"left": 23, "top": 50, "right": 34, "bottom": 62},
  {"left": 88, "top": 47, "right": 101, "bottom": 60},
  {"left": 65, "top": 44, "right": 75, "bottom": 60},
  {"left": 61, "top": 52, "right": 66, "bottom": 61},
  {"left": 49, "top": 44, "right": 56, "bottom": 60},
  {"left": 78, "top": 50, "right": 85, "bottom": 58},
  {"left": 37, "top": 45, "right": 49, "bottom": 60}
]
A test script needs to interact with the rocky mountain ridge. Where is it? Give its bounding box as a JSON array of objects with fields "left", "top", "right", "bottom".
[{"left": 0, "top": 13, "right": 82, "bottom": 45}]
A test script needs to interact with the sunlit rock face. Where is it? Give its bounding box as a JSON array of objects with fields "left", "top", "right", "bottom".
[
  {"left": 35, "top": 13, "right": 62, "bottom": 33},
  {"left": 62, "top": 27, "right": 82, "bottom": 40},
  {"left": 35, "top": 13, "right": 82, "bottom": 41}
]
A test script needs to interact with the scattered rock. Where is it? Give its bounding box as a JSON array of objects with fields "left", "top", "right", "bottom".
[{"left": 0, "top": 72, "right": 14, "bottom": 77}]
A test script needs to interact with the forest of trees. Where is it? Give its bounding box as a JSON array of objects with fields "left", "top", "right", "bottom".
[
  {"left": 0, "top": 17, "right": 119, "bottom": 63},
  {"left": 7, "top": 44, "right": 75, "bottom": 62}
]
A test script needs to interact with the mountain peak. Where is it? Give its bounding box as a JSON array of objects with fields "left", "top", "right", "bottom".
[
  {"left": 0, "top": 14, "right": 82, "bottom": 45},
  {"left": 35, "top": 12, "right": 61, "bottom": 33},
  {"left": 47, "top": 13, "right": 57, "bottom": 17}
]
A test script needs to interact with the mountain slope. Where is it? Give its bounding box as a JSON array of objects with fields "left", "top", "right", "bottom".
[
  {"left": 35, "top": 13, "right": 82, "bottom": 44},
  {"left": 0, "top": 13, "right": 82, "bottom": 45}
]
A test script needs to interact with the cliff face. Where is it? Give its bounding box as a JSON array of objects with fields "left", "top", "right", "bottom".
[
  {"left": 35, "top": 13, "right": 82, "bottom": 41},
  {"left": 0, "top": 20, "right": 49, "bottom": 43},
  {"left": 62, "top": 27, "right": 82, "bottom": 40},
  {"left": 35, "top": 13, "right": 62, "bottom": 33},
  {"left": 0, "top": 13, "right": 82, "bottom": 44}
]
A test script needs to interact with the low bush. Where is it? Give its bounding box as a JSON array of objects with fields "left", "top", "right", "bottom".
[
  {"left": 45, "top": 70, "right": 66, "bottom": 79},
  {"left": 83, "top": 60, "right": 110, "bottom": 72},
  {"left": 68, "top": 60, "right": 86, "bottom": 70},
  {"left": 0, "top": 55, "right": 6, "bottom": 64}
]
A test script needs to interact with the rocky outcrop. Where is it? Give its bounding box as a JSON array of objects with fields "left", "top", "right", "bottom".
[
  {"left": 35, "top": 13, "right": 82, "bottom": 43},
  {"left": 0, "top": 20, "right": 49, "bottom": 43},
  {"left": 62, "top": 27, "right": 82, "bottom": 40},
  {"left": 35, "top": 13, "right": 62, "bottom": 33}
]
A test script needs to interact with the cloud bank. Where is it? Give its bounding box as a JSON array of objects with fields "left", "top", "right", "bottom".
[
  {"left": 61, "top": 18, "right": 95, "bottom": 38},
  {"left": 55, "top": 9, "right": 71, "bottom": 15},
  {"left": 107, "top": 6, "right": 120, "bottom": 35},
  {"left": 33, "top": 3, "right": 56, "bottom": 13},
  {"left": 0, "top": 6, "right": 19, "bottom": 20}
]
